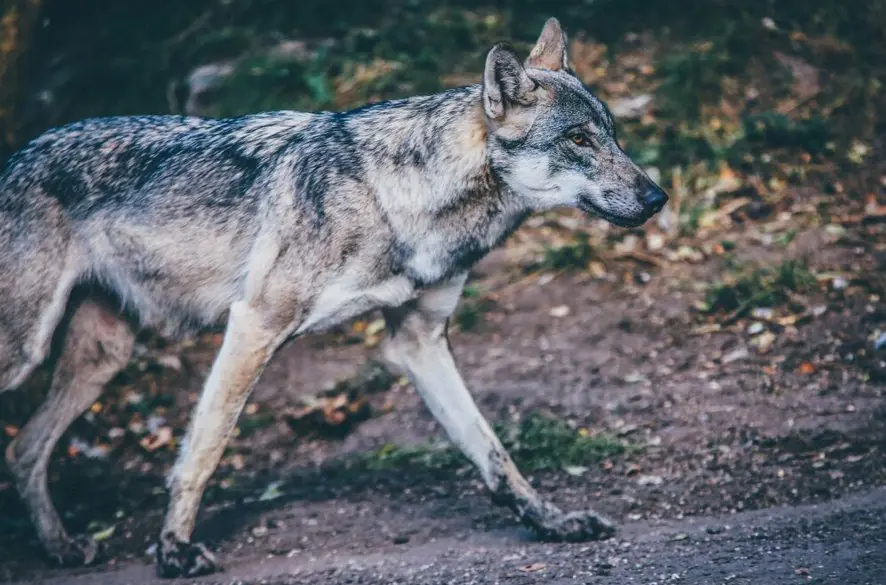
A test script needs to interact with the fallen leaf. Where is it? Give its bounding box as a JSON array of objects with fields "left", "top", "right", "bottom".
[
  {"left": 518, "top": 563, "right": 547, "bottom": 573},
  {"left": 3, "top": 425, "right": 18, "bottom": 438},
  {"left": 259, "top": 481, "right": 284, "bottom": 502},
  {"left": 847, "top": 140, "right": 870, "bottom": 164},
  {"left": 588, "top": 261, "right": 608, "bottom": 278},
  {"left": 751, "top": 331, "right": 776, "bottom": 353},
  {"left": 139, "top": 426, "right": 173, "bottom": 452},
  {"left": 365, "top": 318, "right": 386, "bottom": 337},
  {"left": 690, "top": 324, "right": 722, "bottom": 335},
  {"left": 674, "top": 245, "right": 705, "bottom": 263},
  {"left": 91, "top": 524, "right": 116, "bottom": 542},
  {"left": 797, "top": 362, "right": 816, "bottom": 374}
]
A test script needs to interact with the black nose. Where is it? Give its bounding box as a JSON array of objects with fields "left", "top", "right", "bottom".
[{"left": 640, "top": 186, "right": 669, "bottom": 215}]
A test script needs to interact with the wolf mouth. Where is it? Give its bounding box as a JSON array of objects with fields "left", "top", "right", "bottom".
[{"left": 578, "top": 199, "right": 648, "bottom": 228}]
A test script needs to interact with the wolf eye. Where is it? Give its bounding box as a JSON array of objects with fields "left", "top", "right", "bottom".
[{"left": 569, "top": 132, "right": 592, "bottom": 147}]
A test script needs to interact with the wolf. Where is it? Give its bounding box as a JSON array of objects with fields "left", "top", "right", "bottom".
[{"left": 0, "top": 18, "right": 667, "bottom": 577}]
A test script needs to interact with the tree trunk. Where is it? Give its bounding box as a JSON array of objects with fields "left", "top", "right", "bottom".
[{"left": 0, "top": 0, "right": 43, "bottom": 163}]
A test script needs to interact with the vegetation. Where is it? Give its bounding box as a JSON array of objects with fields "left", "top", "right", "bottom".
[
  {"left": 702, "top": 259, "right": 817, "bottom": 315},
  {"left": 359, "top": 412, "right": 632, "bottom": 473}
]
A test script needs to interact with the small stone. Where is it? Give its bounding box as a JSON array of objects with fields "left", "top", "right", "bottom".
[
  {"left": 747, "top": 322, "right": 766, "bottom": 336},
  {"left": 751, "top": 331, "right": 776, "bottom": 352},
  {"left": 722, "top": 347, "right": 749, "bottom": 364},
  {"left": 156, "top": 354, "right": 182, "bottom": 371},
  {"left": 549, "top": 305, "right": 571, "bottom": 318},
  {"left": 646, "top": 232, "right": 666, "bottom": 251},
  {"left": 751, "top": 307, "right": 774, "bottom": 320},
  {"left": 637, "top": 474, "right": 664, "bottom": 487}
]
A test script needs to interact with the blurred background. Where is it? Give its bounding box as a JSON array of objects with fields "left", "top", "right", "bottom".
[{"left": 0, "top": 1, "right": 885, "bottom": 583}]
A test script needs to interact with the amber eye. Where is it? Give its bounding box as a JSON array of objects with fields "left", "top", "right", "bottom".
[{"left": 570, "top": 133, "right": 590, "bottom": 147}]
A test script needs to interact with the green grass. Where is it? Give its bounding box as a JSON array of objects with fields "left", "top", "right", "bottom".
[
  {"left": 453, "top": 284, "right": 497, "bottom": 331},
  {"left": 525, "top": 232, "right": 596, "bottom": 273},
  {"left": 701, "top": 259, "right": 817, "bottom": 316},
  {"left": 357, "top": 413, "right": 632, "bottom": 473}
]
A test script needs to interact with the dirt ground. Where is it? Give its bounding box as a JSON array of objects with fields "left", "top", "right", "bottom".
[
  {"left": 1, "top": 3, "right": 885, "bottom": 581},
  {"left": 1, "top": 210, "right": 884, "bottom": 584}
]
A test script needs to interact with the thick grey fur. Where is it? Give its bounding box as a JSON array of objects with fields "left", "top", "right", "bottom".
[{"left": 0, "top": 18, "right": 667, "bottom": 578}]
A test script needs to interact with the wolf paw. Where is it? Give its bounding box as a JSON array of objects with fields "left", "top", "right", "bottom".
[
  {"left": 532, "top": 509, "right": 617, "bottom": 542},
  {"left": 155, "top": 532, "right": 221, "bottom": 578},
  {"left": 46, "top": 534, "right": 101, "bottom": 567}
]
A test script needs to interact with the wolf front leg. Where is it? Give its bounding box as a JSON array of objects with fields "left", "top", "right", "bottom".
[
  {"left": 156, "top": 300, "right": 293, "bottom": 578},
  {"left": 382, "top": 276, "right": 615, "bottom": 542}
]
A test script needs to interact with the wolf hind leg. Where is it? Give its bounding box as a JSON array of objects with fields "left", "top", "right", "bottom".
[
  {"left": 5, "top": 298, "right": 135, "bottom": 567},
  {"left": 0, "top": 237, "right": 81, "bottom": 393}
]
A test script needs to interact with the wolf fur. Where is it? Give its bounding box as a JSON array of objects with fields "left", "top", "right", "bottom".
[{"left": 0, "top": 18, "right": 667, "bottom": 577}]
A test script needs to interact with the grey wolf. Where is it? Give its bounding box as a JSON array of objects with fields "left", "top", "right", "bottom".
[{"left": 0, "top": 18, "right": 667, "bottom": 578}]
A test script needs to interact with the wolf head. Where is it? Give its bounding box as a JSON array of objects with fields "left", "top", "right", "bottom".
[{"left": 483, "top": 18, "right": 667, "bottom": 228}]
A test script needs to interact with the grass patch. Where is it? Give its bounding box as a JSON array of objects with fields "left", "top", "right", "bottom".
[
  {"left": 453, "top": 284, "right": 496, "bottom": 331},
  {"left": 525, "top": 232, "right": 596, "bottom": 273},
  {"left": 498, "top": 413, "right": 630, "bottom": 472},
  {"left": 701, "top": 259, "right": 817, "bottom": 316},
  {"left": 741, "top": 112, "right": 831, "bottom": 154},
  {"left": 358, "top": 413, "right": 632, "bottom": 473},
  {"left": 541, "top": 232, "right": 594, "bottom": 271}
]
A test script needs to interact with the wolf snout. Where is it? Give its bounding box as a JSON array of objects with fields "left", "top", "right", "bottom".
[{"left": 639, "top": 185, "right": 668, "bottom": 216}]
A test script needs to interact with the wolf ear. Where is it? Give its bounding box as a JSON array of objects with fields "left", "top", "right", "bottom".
[
  {"left": 483, "top": 43, "right": 537, "bottom": 120},
  {"left": 525, "top": 17, "right": 569, "bottom": 72}
]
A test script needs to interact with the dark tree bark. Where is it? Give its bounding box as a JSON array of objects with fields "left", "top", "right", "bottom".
[{"left": 0, "top": 0, "right": 43, "bottom": 163}]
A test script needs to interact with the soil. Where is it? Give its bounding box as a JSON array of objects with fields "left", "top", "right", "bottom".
[{"left": 1, "top": 219, "right": 885, "bottom": 585}]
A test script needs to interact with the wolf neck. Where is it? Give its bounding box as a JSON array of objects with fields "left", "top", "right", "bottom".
[{"left": 358, "top": 85, "right": 530, "bottom": 285}]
